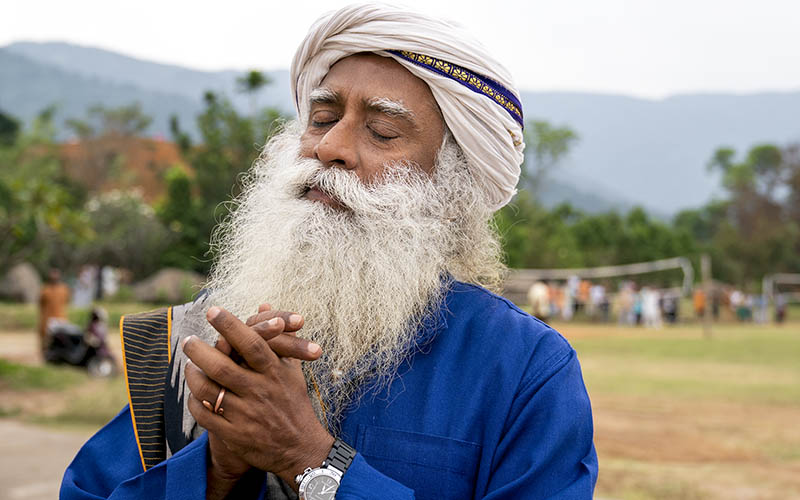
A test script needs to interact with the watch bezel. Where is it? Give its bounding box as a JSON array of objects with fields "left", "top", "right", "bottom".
[{"left": 298, "top": 467, "right": 342, "bottom": 500}]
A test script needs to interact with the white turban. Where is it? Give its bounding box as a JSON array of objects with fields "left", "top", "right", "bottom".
[{"left": 290, "top": 3, "right": 525, "bottom": 210}]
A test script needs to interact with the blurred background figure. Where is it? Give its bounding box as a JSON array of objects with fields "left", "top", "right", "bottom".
[
  {"left": 641, "top": 286, "right": 662, "bottom": 329},
  {"left": 730, "top": 289, "right": 745, "bottom": 321},
  {"left": 577, "top": 279, "right": 591, "bottom": 317},
  {"left": 72, "top": 265, "right": 96, "bottom": 308},
  {"left": 38, "top": 268, "right": 70, "bottom": 355},
  {"left": 662, "top": 290, "right": 680, "bottom": 324},
  {"left": 563, "top": 275, "right": 579, "bottom": 321},
  {"left": 589, "top": 282, "right": 609, "bottom": 322},
  {"left": 44, "top": 306, "right": 116, "bottom": 377},
  {"left": 616, "top": 281, "right": 635, "bottom": 325},
  {"left": 633, "top": 284, "right": 644, "bottom": 325},
  {"left": 753, "top": 293, "right": 768, "bottom": 324},
  {"left": 693, "top": 288, "right": 706, "bottom": 321},
  {"left": 549, "top": 282, "right": 563, "bottom": 320},
  {"left": 775, "top": 293, "right": 788, "bottom": 324},
  {"left": 528, "top": 280, "right": 551, "bottom": 322}
]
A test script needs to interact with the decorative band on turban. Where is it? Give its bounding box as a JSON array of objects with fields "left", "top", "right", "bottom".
[{"left": 290, "top": 3, "right": 525, "bottom": 210}]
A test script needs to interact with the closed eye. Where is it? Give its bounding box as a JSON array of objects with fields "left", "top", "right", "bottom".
[
  {"left": 312, "top": 118, "right": 337, "bottom": 127},
  {"left": 310, "top": 109, "right": 339, "bottom": 128},
  {"left": 370, "top": 128, "right": 397, "bottom": 141}
]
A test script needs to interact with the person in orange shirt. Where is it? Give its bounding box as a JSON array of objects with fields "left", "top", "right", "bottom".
[
  {"left": 39, "top": 268, "right": 71, "bottom": 354},
  {"left": 693, "top": 289, "right": 706, "bottom": 319}
]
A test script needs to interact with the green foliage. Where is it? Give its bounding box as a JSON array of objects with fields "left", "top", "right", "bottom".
[
  {"left": 166, "top": 83, "right": 288, "bottom": 273},
  {"left": 0, "top": 108, "right": 92, "bottom": 274},
  {"left": 698, "top": 143, "right": 800, "bottom": 286},
  {"left": 0, "top": 110, "right": 20, "bottom": 146},
  {"left": 236, "top": 70, "right": 272, "bottom": 117},
  {"left": 496, "top": 197, "right": 694, "bottom": 286},
  {"left": 499, "top": 128, "right": 799, "bottom": 289},
  {"left": 156, "top": 166, "right": 208, "bottom": 271},
  {"left": 65, "top": 102, "right": 152, "bottom": 139},
  {"left": 521, "top": 120, "right": 578, "bottom": 194},
  {"left": 80, "top": 190, "right": 171, "bottom": 279}
]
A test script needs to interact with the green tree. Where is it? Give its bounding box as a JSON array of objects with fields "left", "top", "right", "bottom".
[
  {"left": 496, "top": 119, "right": 579, "bottom": 267},
  {"left": 702, "top": 143, "right": 800, "bottom": 286},
  {"left": 0, "top": 108, "right": 91, "bottom": 273},
  {"left": 167, "top": 86, "right": 288, "bottom": 273},
  {"left": 156, "top": 166, "right": 207, "bottom": 272},
  {"left": 79, "top": 190, "right": 171, "bottom": 279},
  {"left": 0, "top": 110, "right": 20, "bottom": 147},
  {"left": 521, "top": 120, "right": 578, "bottom": 195},
  {"left": 66, "top": 102, "right": 152, "bottom": 139},
  {"left": 236, "top": 70, "right": 272, "bottom": 117}
]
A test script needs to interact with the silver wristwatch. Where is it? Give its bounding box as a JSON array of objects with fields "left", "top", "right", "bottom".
[{"left": 296, "top": 439, "right": 356, "bottom": 500}]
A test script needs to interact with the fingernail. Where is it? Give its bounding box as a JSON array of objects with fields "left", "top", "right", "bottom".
[
  {"left": 289, "top": 314, "right": 302, "bottom": 326},
  {"left": 308, "top": 342, "right": 321, "bottom": 355},
  {"left": 268, "top": 317, "right": 280, "bottom": 327},
  {"left": 181, "top": 335, "right": 195, "bottom": 349},
  {"left": 207, "top": 306, "right": 221, "bottom": 320}
]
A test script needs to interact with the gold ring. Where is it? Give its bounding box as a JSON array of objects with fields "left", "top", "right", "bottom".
[{"left": 213, "top": 387, "right": 226, "bottom": 415}]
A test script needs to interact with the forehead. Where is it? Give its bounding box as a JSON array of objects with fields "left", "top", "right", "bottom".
[{"left": 318, "top": 53, "right": 441, "bottom": 117}]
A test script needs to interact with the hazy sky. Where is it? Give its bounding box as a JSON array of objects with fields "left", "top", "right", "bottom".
[{"left": 3, "top": 0, "right": 799, "bottom": 98}]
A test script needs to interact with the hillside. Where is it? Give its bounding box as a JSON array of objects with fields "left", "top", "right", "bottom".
[{"left": 3, "top": 41, "right": 800, "bottom": 214}]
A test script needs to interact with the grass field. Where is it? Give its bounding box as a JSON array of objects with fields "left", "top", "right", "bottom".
[
  {"left": 0, "top": 302, "right": 798, "bottom": 499},
  {"left": 556, "top": 321, "right": 800, "bottom": 499}
]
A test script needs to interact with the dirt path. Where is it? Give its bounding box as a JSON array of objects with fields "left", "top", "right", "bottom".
[
  {"left": 0, "top": 419, "right": 92, "bottom": 500},
  {"left": 0, "top": 330, "right": 120, "bottom": 499}
]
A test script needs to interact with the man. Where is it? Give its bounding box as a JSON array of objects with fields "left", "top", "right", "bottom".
[
  {"left": 62, "top": 5, "right": 597, "bottom": 499},
  {"left": 527, "top": 280, "right": 551, "bottom": 322},
  {"left": 39, "top": 268, "right": 70, "bottom": 355}
]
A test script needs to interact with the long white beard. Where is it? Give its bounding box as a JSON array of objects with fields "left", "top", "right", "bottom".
[{"left": 204, "top": 122, "right": 503, "bottom": 427}]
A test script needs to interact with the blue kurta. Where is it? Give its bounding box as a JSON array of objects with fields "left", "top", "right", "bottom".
[{"left": 62, "top": 282, "right": 598, "bottom": 499}]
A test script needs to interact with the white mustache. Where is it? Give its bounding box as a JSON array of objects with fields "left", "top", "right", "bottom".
[{"left": 288, "top": 158, "right": 432, "bottom": 216}]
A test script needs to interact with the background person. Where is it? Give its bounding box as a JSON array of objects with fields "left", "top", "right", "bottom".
[{"left": 38, "top": 268, "right": 70, "bottom": 355}]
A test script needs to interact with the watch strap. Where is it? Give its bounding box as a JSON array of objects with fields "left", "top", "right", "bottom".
[{"left": 324, "top": 438, "right": 356, "bottom": 475}]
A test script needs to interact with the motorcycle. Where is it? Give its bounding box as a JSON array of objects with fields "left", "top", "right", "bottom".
[{"left": 43, "top": 309, "right": 117, "bottom": 377}]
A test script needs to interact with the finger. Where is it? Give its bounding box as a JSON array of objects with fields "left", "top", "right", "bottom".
[
  {"left": 214, "top": 336, "right": 233, "bottom": 356},
  {"left": 182, "top": 335, "right": 253, "bottom": 392},
  {"left": 249, "top": 317, "right": 286, "bottom": 343},
  {"left": 184, "top": 361, "right": 223, "bottom": 408},
  {"left": 245, "top": 305, "right": 271, "bottom": 326},
  {"left": 267, "top": 334, "right": 321, "bottom": 361},
  {"left": 184, "top": 362, "right": 245, "bottom": 419},
  {"left": 215, "top": 336, "right": 247, "bottom": 366},
  {"left": 188, "top": 393, "right": 237, "bottom": 434},
  {"left": 245, "top": 310, "right": 304, "bottom": 332},
  {"left": 218, "top": 319, "right": 283, "bottom": 365},
  {"left": 207, "top": 307, "right": 276, "bottom": 372}
]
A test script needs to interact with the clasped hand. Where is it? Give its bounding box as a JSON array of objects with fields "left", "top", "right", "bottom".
[{"left": 182, "top": 304, "right": 334, "bottom": 493}]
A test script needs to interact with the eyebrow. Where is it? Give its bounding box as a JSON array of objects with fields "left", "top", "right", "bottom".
[{"left": 309, "top": 86, "right": 339, "bottom": 104}]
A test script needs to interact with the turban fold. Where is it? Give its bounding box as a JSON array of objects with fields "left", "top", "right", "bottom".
[{"left": 290, "top": 3, "right": 525, "bottom": 210}]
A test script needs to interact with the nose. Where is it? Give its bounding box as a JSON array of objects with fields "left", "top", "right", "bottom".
[{"left": 313, "top": 119, "right": 357, "bottom": 171}]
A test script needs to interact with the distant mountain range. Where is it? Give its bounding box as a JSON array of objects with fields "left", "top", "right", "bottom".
[{"left": 2, "top": 41, "right": 799, "bottom": 215}]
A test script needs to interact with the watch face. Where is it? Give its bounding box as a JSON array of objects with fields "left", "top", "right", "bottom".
[{"left": 304, "top": 474, "right": 339, "bottom": 500}]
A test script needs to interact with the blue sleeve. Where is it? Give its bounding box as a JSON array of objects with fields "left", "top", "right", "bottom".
[
  {"left": 483, "top": 348, "right": 598, "bottom": 499},
  {"left": 336, "top": 453, "right": 414, "bottom": 499},
  {"left": 60, "top": 405, "right": 208, "bottom": 500}
]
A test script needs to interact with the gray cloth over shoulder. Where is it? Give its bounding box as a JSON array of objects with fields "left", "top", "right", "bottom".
[{"left": 167, "top": 294, "right": 298, "bottom": 499}]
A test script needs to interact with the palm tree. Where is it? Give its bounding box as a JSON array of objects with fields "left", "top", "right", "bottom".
[{"left": 236, "top": 70, "right": 272, "bottom": 117}]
